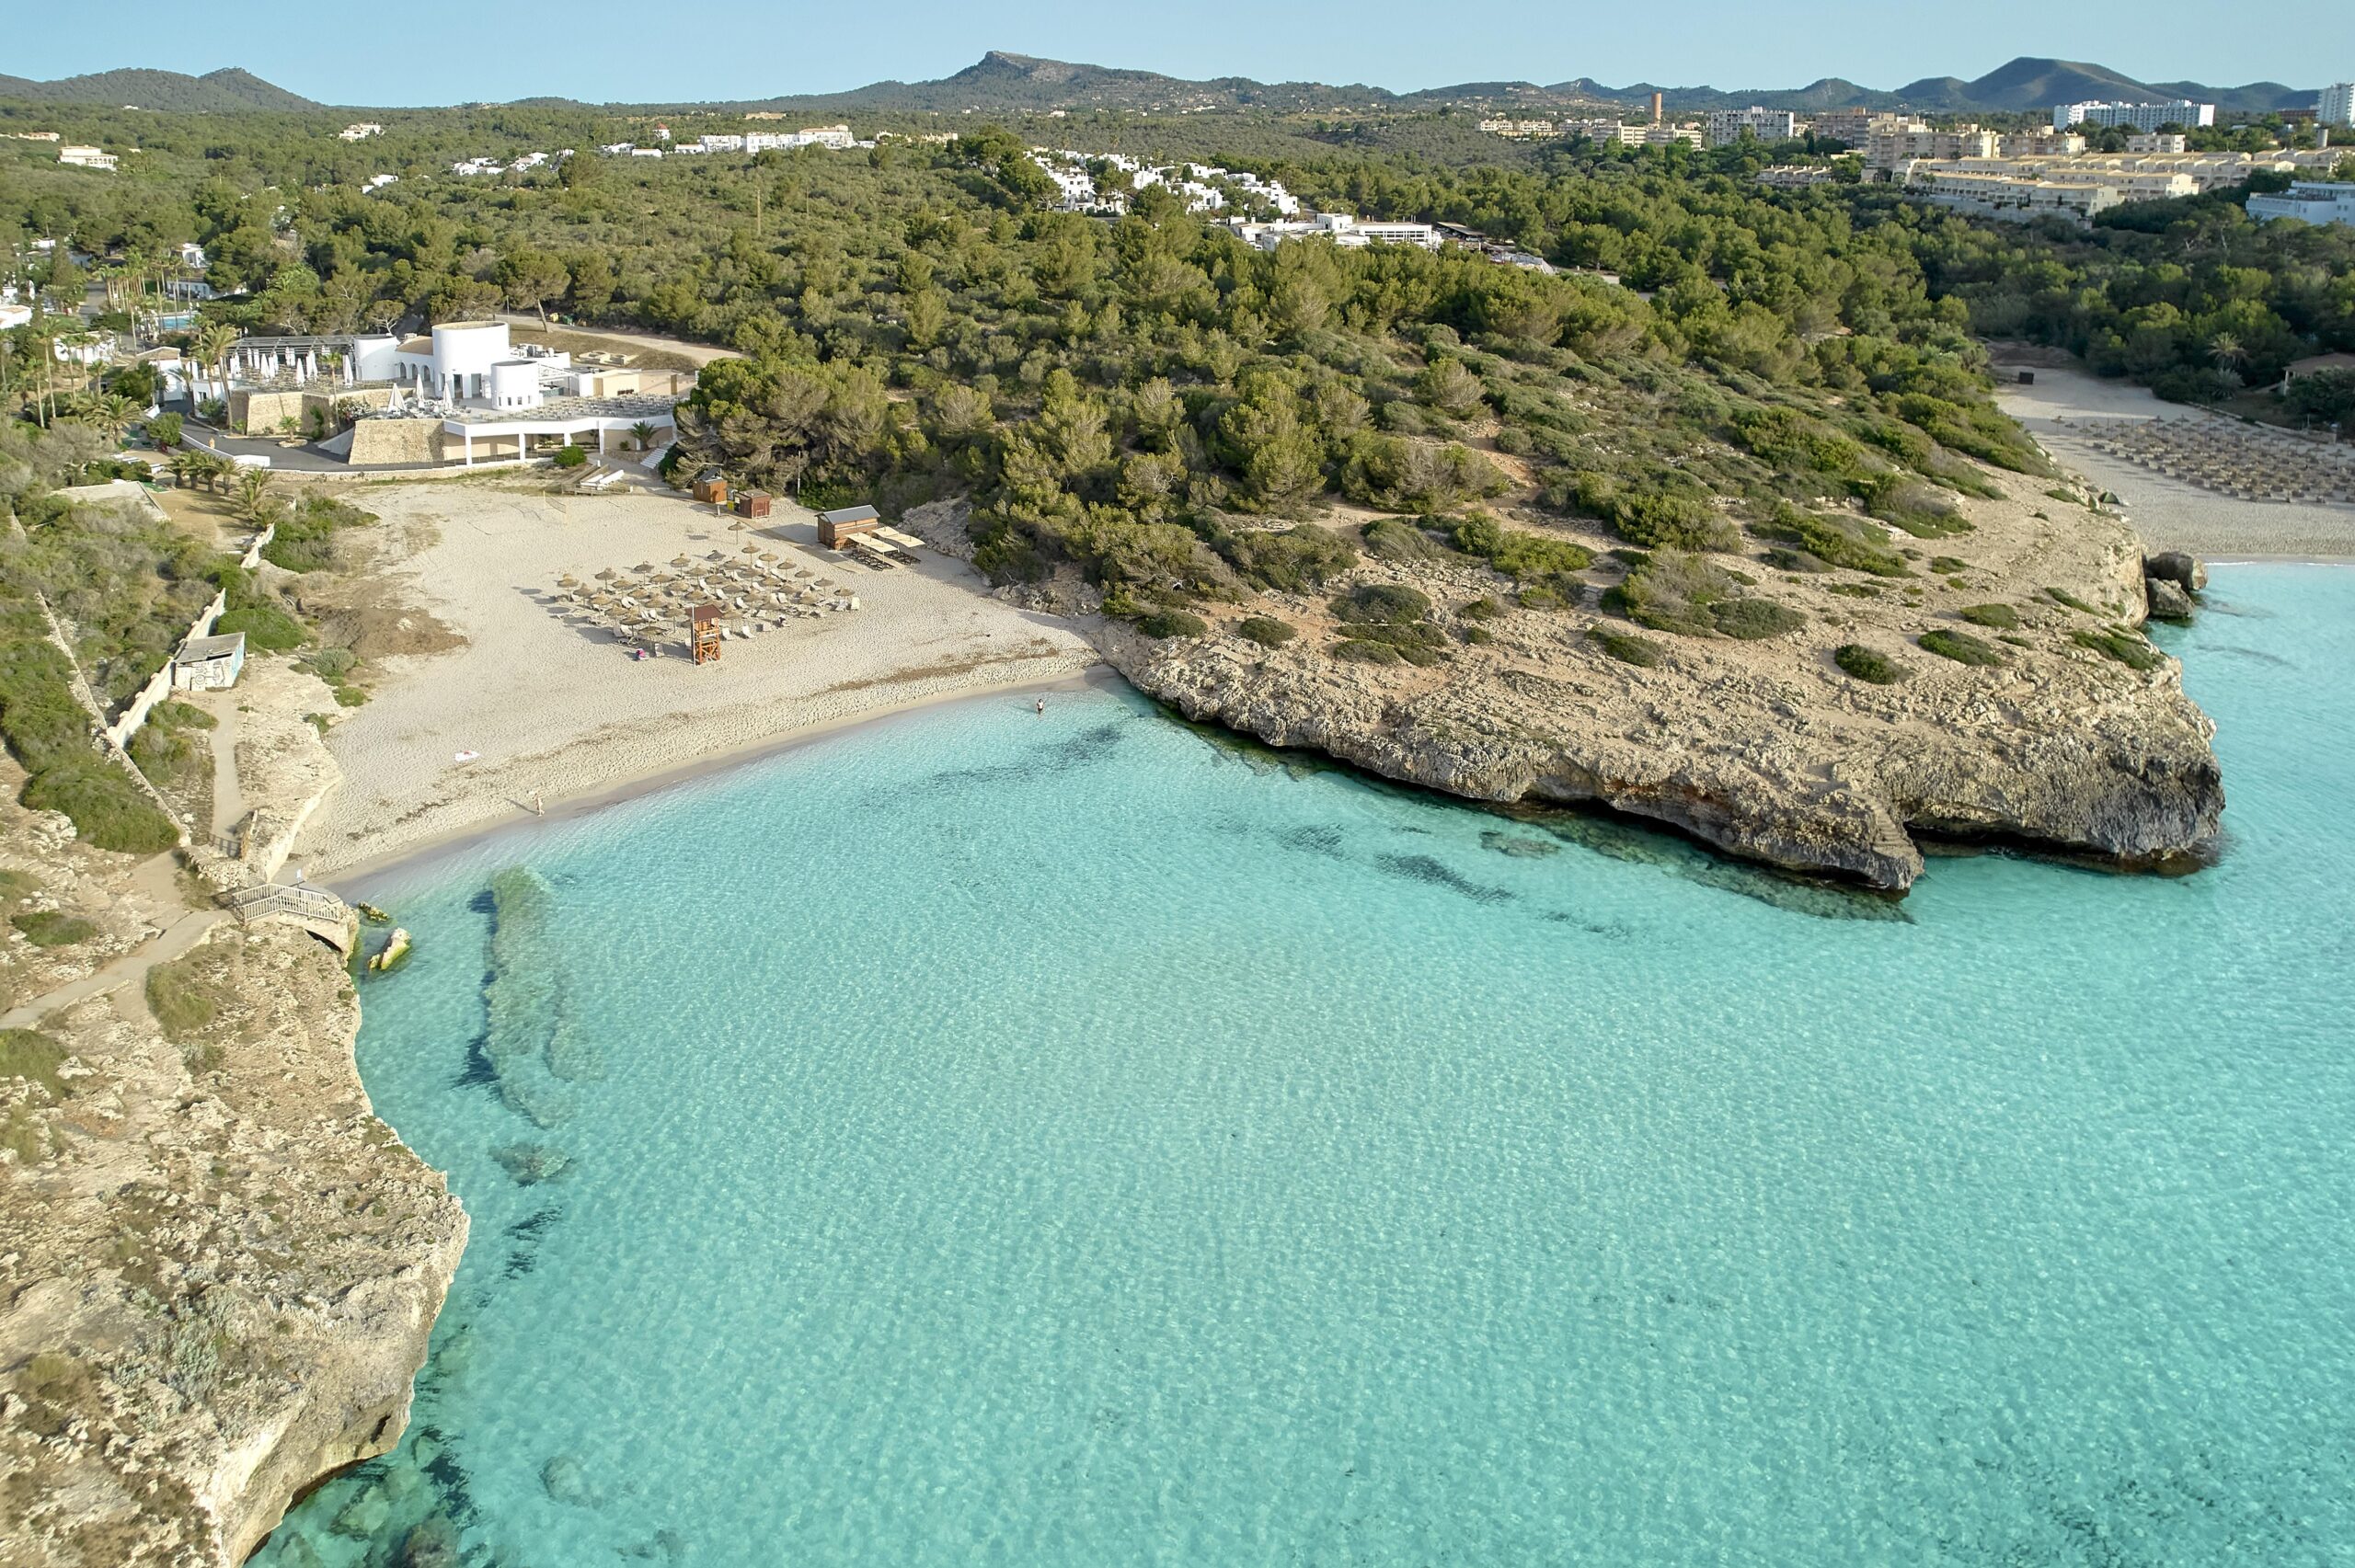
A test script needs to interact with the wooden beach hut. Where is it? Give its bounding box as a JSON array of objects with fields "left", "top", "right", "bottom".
[
  {"left": 693, "top": 473, "right": 729, "bottom": 508},
  {"left": 733, "top": 490, "right": 772, "bottom": 520},
  {"left": 817, "top": 504, "right": 880, "bottom": 549}
]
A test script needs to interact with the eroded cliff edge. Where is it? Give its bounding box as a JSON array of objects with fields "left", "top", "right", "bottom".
[
  {"left": 1, "top": 674, "right": 467, "bottom": 1566},
  {"left": 976, "top": 464, "right": 2223, "bottom": 891}
]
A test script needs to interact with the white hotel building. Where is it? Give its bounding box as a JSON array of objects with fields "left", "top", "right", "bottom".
[{"left": 2053, "top": 100, "right": 2216, "bottom": 132}]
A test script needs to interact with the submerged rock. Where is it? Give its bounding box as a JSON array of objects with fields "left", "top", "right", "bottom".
[
  {"left": 542, "top": 1453, "right": 593, "bottom": 1507},
  {"left": 491, "top": 1142, "right": 574, "bottom": 1185}
]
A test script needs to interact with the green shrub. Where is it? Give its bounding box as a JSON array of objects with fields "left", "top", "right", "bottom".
[
  {"left": 1958, "top": 603, "right": 2019, "bottom": 629},
  {"left": 21, "top": 761, "right": 180, "bottom": 854},
  {"left": 2072, "top": 627, "right": 2164, "bottom": 671},
  {"left": 1457, "top": 597, "right": 1502, "bottom": 620},
  {"left": 1833, "top": 644, "right": 1906, "bottom": 684},
  {"left": 1918, "top": 628, "right": 2005, "bottom": 667},
  {"left": 1135, "top": 609, "right": 1208, "bottom": 640},
  {"left": 1516, "top": 584, "right": 1567, "bottom": 611},
  {"left": 1603, "top": 552, "right": 1801, "bottom": 639},
  {"left": 259, "top": 494, "right": 375, "bottom": 573},
  {"left": 1569, "top": 472, "right": 1737, "bottom": 552},
  {"left": 2044, "top": 586, "right": 2099, "bottom": 614},
  {"left": 1867, "top": 481, "right": 1974, "bottom": 538},
  {"left": 1712, "top": 599, "right": 1806, "bottom": 639},
  {"left": 11, "top": 910, "right": 97, "bottom": 947},
  {"left": 0, "top": 1028, "right": 70, "bottom": 1097},
  {"left": 298, "top": 647, "right": 358, "bottom": 682},
  {"left": 145, "top": 954, "right": 222, "bottom": 1042},
  {"left": 1360, "top": 517, "right": 1444, "bottom": 563},
  {"left": 333, "top": 684, "right": 369, "bottom": 706},
  {"left": 1451, "top": 513, "right": 1593, "bottom": 578},
  {"left": 1751, "top": 506, "right": 1910, "bottom": 577},
  {"left": 1332, "top": 638, "right": 1403, "bottom": 665},
  {"left": 149, "top": 701, "right": 215, "bottom": 732},
  {"left": 1591, "top": 627, "right": 1667, "bottom": 667},
  {"left": 1930, "top": 555, "right": 1968, "bottom": 574},
  {"left": 214, "top": 604, "right": 306, "bottom": 653},
  {"left": 1328, "top": 584, "right": 1432, "bottom": 624},
  {"left": 552, "top": 444, "right": 590, "bottom": 469},
  {"left": 1235, "top": 615, "right": 1296, "bottom": 647},
  {"left": 1221, "top": 526, "right": 1359, "bottom": 591}
]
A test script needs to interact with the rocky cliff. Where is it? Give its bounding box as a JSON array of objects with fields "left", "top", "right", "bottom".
[
  {"left": 1, "top": 677, "right": 467, "bottom": 1565},
  {"left": 1069, "top": 467, "right": 2223, "bottom": 891}
]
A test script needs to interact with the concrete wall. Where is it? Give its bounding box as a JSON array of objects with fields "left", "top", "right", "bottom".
[
  {"left": 103, "top": 521, "right": 273, "bottom": 750},
  {"left": 231, "top": 389, "right": 307, "bottom": 434},
  {"left": 346, "top": 420, "right": 445, "bottom": 465}
]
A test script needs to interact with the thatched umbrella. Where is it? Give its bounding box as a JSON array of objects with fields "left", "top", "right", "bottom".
[
  {"left": 672, "top": 555, "right": 691, "bottom": 567},
  {"left": 794, "top": 568, "right": 812, "bottom": 579},
  {"left": 558, "top": 573, "right": 580, "bottom": 587},
  {"left": 595, "top": 567, "right": 617, "bottom": 581},
  {"left": 635, "top": 562, "right": 657, "bottom": 575}
]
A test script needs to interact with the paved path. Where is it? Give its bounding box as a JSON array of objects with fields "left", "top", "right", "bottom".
[
  {"left": 205, "top": 696, "right": 245, "bottom": 840},
  {"left": 0, "top": 852, "right": 224, "bottom": 1032}
]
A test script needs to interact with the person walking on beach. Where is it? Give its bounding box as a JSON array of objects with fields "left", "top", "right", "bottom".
[
  {"left": 1036, "top": 697, "right": 1045, "bottom": 715},
  {"left": 532, "top": 792, "right": 545, "bottom": 817}
]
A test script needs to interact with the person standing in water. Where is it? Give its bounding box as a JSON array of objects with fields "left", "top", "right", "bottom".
[{"left": 1035, "top": 697, "right": 1045, "bottom": 715}]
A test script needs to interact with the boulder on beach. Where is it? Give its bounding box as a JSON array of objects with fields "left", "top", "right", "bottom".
[
  {"left": 2145, "top": 551, "right": 2207, "bottom": 593},
  {"left": 2145, "top": 576, "right": 2197, "bottom": 622}
]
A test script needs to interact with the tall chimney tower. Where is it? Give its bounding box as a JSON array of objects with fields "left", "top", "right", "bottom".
[{"left": 1650, "top": 91, "right": 1664, "bottom": 124}]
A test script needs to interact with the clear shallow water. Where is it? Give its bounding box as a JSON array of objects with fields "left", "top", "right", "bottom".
[{"left": 262, "top": 567, "right": 2355, "bottom": 1567}]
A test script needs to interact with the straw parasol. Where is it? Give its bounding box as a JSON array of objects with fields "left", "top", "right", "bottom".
[
  {"left": 595, "top": 567, "right": 617, "bottom": 581},
  {"left": 672, "top": 555, "right": 691, "bottom": 567}
]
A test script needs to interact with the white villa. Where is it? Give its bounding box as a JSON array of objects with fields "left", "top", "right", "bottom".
[{"left": 215, "top": 320, "right": 687, "bottom": 467}]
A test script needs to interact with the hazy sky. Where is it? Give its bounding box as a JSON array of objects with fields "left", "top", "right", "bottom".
[{"left": 7, "top": 0, "right": 2334, "bottom": 106}]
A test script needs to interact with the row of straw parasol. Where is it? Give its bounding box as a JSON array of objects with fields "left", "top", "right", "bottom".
[{"left": 546, "top": 543, "right": 856, "bottom": 645}]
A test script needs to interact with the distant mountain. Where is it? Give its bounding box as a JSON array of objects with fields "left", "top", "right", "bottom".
[
  {"left": 0, "top": 66, "right": 319, "bottom": 112},
  {"left": 1566, "top": 57, "right": 2315, "bottom": 117},
  {"left": 703, "top": 52, "right": 2315, "bottom": 122}
]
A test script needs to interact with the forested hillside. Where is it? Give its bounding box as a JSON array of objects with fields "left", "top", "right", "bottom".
[{"left": 5, "top": 105, "right": 2354, "bottom": 607}]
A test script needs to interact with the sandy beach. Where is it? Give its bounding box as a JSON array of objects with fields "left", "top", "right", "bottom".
[
  {"left": 295, "top": 479, "right": 1097, "bottom": 876},
  {"left": 1994, "top": 361, "right": 2355, "bottom": 560}
]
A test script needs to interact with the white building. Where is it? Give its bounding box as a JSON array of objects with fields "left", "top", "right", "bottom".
[
  {"left": 2054, "top": 100, "right": 2215, "bottom": 132},
  {"left": 2317, "top": 84, "right": 2355, "bottom": 127},
  {"left": 1565, "top": 120, "right": 1643, "bottom": 146},
  {"left": 59, "top": 144, "right": 118, "bottom": 171},
  {"left": 1228, "top": 213, "right": 1440, "bottom": 251},
  {"left": 2123, "top": 132, "right": 2188, "bottom": 154},
  {"left": 2247, "top": 180, "right": 2355, "bottom": 227},
  {"left": 364, "top": 174, "right": 399, "bottom": 191},
  {"left": 339, "top": 122, "right": 384, "bottom": 141},
  {"left": 1642, "top": 123, "right": 1705, "bottom": 148},
  {"left": 1706, "top": 107, "right": 1798, "bottom": 147}
]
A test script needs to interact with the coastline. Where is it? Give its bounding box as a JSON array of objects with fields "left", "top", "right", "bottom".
[
  {"left": 325, "top": 664, "right": 1119, "bottom": 890},
  {"left": 292, "top": 481, "right": 1100, "bottom": 878},
  {"left": 1993, "top": 360, "right": 2355, "bottom": 561}
]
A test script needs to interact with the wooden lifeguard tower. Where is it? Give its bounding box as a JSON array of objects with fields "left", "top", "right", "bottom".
[{"left": 690, "top": 603, "right": 723, "bottom": 665}]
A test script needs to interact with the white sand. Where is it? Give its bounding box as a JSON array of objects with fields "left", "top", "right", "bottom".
[
  {"left": 1995, "top": 361, "right": 2355, "bottom": 559},
  {"left": 299, "top": 481, "right": 1097, "bottom": 874}
]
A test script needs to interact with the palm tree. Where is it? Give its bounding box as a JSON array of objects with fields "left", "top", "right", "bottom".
[
  {"left": 2208, "top": 334, "right": 2246, "bottom": 373},
  {"left": 193, "top": 322, "right": 241, "bottom": 407},
  {"left": 629, "top": 421, "right": 657, "bottom": 452},
  {"left": 79, "top": 391, "right": 136, "bottom": 447},
  {"left": 234, "top": 466, "right": 275, "bottom": 521}
]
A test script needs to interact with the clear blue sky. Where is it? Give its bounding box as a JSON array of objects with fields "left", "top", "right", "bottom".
[{"left": 7, "top": 0, "right": 2334, "bottom": 106}]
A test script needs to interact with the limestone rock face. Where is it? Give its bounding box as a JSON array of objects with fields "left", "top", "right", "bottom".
[
  {"left": 0, "top": 674, "right": 466, "bottom": 1567},
  {"left": 2144, "top": 551, "right": 2208, "bottom": 593},
  {"left": 2145, "top": 576, "right": 2197, "bottom": 622},
  {"left": 1094, "top": 469, "right": 2223, "bottom": 892}
]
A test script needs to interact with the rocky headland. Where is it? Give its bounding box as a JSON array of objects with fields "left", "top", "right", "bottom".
[
  {"left": 1, "top": 666, "right": 466, "bottom": 1566},
  {"left": 915, "top": 461, "right": 2224, "bottom": 893}
]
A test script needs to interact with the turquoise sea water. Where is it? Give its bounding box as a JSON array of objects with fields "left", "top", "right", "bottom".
[{"left": 261, "top": 566, "right": 2355, "bottom": 1567}]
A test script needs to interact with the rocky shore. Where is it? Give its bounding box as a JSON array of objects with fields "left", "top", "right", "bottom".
[
  {"left": 1, "top": 668, "right": 467, "bottom": 1566},
  {"left": 917, "top": 463, "right": 2226, "bottom": 893}
]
